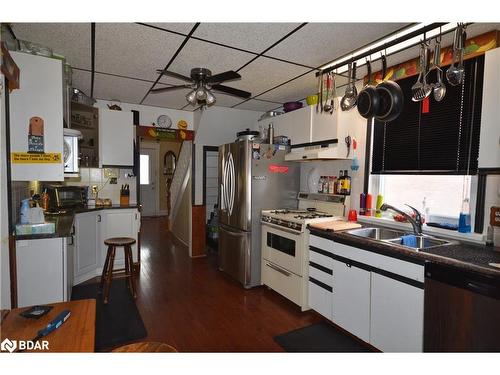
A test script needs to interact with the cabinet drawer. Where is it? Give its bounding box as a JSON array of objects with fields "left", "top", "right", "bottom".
[
  {"left": 309, "top": 264, "right": 333, "bottom": 287},
  {"left": 309, "top": 246, "right": 334, "bottom": 268},
  {"left": 309, "top": 281, "right": 333, "bottom": 320},
  {"left": 262, "top": 260, "right": 302, "bottom": 307},
  {"left": 310, "top": 235, "right": 334, "bottom": 253}
]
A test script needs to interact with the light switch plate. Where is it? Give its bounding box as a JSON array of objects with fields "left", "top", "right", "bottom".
[{"left": 104, "top": 168, "right": 118, "bottom": 178}]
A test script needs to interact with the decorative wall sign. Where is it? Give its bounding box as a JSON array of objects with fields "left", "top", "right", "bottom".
[
  {"left": 136, "top": 126, "right": 194, "bottom": 141},
  {"left": 177, "top": 120, "right": 188, "bottom": 130},
  {"left": 11, "top": 152, "right": 62, "bottom": 164},
  {"left": 28, "top": 116, "right": 45, "bottom": 153}
]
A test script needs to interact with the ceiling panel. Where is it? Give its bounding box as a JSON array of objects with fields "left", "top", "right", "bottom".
[
  {"left": 71, "top": 69, "right": 92, "bottom": 96},
  {"left": 165, "top": 38, "right": 255, "bottom": 86},
  {"left": 142, "top": 87, "right": 193, "bottom": 109},
  {"left": 93, "top": 73, "right": 157, "bottom": 104},
  {"left": 258, "top": 71, "right": 317, "bottom": 103},
  {"left": 265, "top": 23, "right": 410, "bottom": 68},
  {"left": 11, "top": 23, "right": 91, "bottom": 69},
  {"left": 209, "top": 92, "right": 247, "bottom": 108},
  {"left": 95, "top": 23, "right": 185, "bottom": 82},
  {"left": 236, "top": 57, "right": 310, "bottom": 98},
  {"left": 233, "top": 99, "right": 282, "bottom": 112},
  {"left": 193, "top": 23, "right": 301, "bottom": 53},
  {"left": 140, "top": 23, "right": 196, "bottom": 34}
]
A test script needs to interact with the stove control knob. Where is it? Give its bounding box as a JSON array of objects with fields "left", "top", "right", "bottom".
[
  {"left": 288, "top": 222, "right": 293, "bottom": 228},
  {"left": 292, "top": 223, "right": 297, "bottom": 229},
  {"left": 276, "top": 219, "right": 281, "bottom": 225}
]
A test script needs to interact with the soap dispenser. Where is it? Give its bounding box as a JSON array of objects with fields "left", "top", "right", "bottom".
[
  {"left": 20, "top": 199, "right": 30, "bottom": 225},
  {"left": 458, "top": 198, "right": 471, "bottom": 233}
]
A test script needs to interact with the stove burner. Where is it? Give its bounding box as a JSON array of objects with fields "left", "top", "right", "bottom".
[
  {"left": 294, "top": 213, "right": 334, "bottom": 219},
  {"left": 270, "top": 209, "right": 308, "bottom": 215}
]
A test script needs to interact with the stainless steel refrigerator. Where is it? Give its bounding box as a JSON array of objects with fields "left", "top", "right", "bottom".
[{"left": 218, "top": 140, "right": 299, "bottom": 288}]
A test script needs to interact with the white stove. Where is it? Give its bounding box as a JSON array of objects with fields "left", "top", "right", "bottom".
[{"left": 260, "top": 193, "right": 349, "bottom": 311}]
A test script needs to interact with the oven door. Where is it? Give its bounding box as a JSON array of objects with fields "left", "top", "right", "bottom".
[{"left": 261, "top": 222, "right": 303, "bottom": 276}]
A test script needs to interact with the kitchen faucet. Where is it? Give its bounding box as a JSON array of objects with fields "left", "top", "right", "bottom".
[{"left": 380, "top": 203, "right": 424, "bottom": 235}]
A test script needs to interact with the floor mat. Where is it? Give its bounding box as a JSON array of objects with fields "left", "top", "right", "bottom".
[
  {"left": 71, "top": 281, "right": 147, "bottom": 351},
  {"left": 274, "top": 322, "right": 372, "bottom": 352}
]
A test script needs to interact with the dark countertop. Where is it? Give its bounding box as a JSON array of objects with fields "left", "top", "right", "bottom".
[
  {"left": 309, "top": 226, "right": 500, "bottom": 278},
  {"left": 14, "top": 204, "right": 140, "bottom": 240}
]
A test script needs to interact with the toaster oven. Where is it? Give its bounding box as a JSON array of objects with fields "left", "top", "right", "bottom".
[{"left": 46, "top": 185, "right": 87, "bottom": 211}]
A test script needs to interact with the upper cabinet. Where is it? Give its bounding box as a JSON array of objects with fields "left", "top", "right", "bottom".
[
  {"left": 71, "top": 102, "right": 99, "bottom": 168},
  {"left": 98, "top": 109, "right": 134, "bottom": 167},
  {"left": 478, "top": 47, "right": 500, "bottom": 170},
  {"left": 9, "top": 52, "right": 64, "bottom": 181}
]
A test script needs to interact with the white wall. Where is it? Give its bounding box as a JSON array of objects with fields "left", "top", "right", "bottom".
[
  {"left": 1, "top": 74, "right": 11, "bottom": 308},
  {"left": 94, "top": 100, "right": 194, "bottom": 130},
  {"left": 193, "top": 106, "right": 263, "bottom": 205}
]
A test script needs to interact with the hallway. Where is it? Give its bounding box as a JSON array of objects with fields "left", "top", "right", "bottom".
[{"left": 135, "top": 216, "right": 321, "bottom": 352}]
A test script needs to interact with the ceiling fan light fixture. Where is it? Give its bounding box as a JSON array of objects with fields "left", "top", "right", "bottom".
[
  {"left": 186, "top": 90, "right": 197, "bottom": 105},
  {"left": 205, "top": 90, "right": 216, "bottom": 106},
  {"left": 195, "top": 86, "right": 207, "bottom": 101}
]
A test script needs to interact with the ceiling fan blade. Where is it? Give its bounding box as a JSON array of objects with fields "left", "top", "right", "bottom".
[
  {"left": 150, "top": 84, "right": 191, "bottom": 94},
  {"left": 156, "top": 70, "right": 192, "bottom": 82},
  {"left": 212, "top": 84, "right": 251, "bottom": 99},
  {"left": 206, "top": 70, "right": 241, "bottom": 84}
]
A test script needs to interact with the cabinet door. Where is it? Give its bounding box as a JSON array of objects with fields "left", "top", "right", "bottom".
[
  {"left": 16, "top": 238, "right": 64, "bottom": 307},
  {"left": 272, "top": 107, "right": 312, "bottom": 146},
  {"left": 9, "top": 52, "right": 64, "bottom": 181},
  {"left": 310, "top": 110, "right": 337, "bottom": 143},
  {"left": 99, "top": 109, "right": 133, "bottom": 167},
  {"left": 99, "top": 209, "right": 139, "bottom": 268},
  {"left": 65, "top": 235, "right": 74, "bottom": 301},
  {"left": 331, "top": 258, "right": 371, "bottom": 342},
  {"left": 370, "top": 272, "right": 424, "bottom": 352},
  {"left": 74, "top": 211, "right": 99, "bottom": 282},
  {"left": 478, "top": 48, "right": 500, "bottom": 168}
]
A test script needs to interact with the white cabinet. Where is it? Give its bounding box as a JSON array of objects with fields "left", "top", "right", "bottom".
[
  {"left": 478, "top": 47, "right": 500, "bottom": 169},
  {"left": 16, "top": 237, "right": 72, "bottom": 307},
  {"left": 74, "top": 211, "right": 99, "bottom": 284},
  {"left": 9, "top": 52, "right": 64, "bottom": 181},
  {"left": 310, "top": 108, "right": 338, "bottom": 143},
  {"left": 370, "top": 272, "right": 424, "bottom": 352},
  {"left": 331, "top": 258, "right": 371, "bottom": 343},
  {"left": 99, "top": 109, "right": 134, "bottom": 167},
  {"left": 99, "top": 209, "right": 140, "bottom": 268}
]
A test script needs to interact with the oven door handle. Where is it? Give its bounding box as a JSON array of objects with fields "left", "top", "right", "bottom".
[
  {"left": 261, "top": 221, "right": 301, "bottom": 235},
  {"left": 266, "top": 262, "right": 292, "bottom": 277}
]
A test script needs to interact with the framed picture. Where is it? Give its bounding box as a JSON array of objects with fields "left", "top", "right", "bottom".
[{"left": 1, "top": 42, "right": 20, "bottom": 90}]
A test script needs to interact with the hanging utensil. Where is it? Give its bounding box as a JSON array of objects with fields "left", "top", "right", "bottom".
[
  {"left": 345, "top": 135, "right": 352, "bottom": 158},
  {"left": 319, "top": 72, "right": 324, "bottom": 112},
  {"left": 412, "top": 42, "right": 432, "bottom": 101},
  {"left": 433, "top": 34, "right": 447, "bottom": 102},
  {"left": 340, "top": 62, "right": 358, "bottom": 111},
  {"left": 330, "top": 72, "right": 337, "bottom": 114},
  {"left": 316, "top": 73, "right": 322, "bottom": 113},
  {"left": 323, "top": 73, "right": 332, "bottom": 112},
  {"left": 446, "top": 23, "right": 466, "bottom": 86},
  {"left": 375, "top": 54, "right": 404, "bottom": 122}
]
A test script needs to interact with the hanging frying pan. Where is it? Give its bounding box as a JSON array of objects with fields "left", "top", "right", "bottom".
[
  {"left": 375, "top": 55, "right": 404, "bottom": 122},
  {"left": 357, "top": 59, "right": 380, "bottom": 118}
]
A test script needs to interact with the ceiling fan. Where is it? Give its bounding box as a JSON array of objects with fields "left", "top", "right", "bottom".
[{"left": 150, "top": 68, "right": 251, "bottom": 107}]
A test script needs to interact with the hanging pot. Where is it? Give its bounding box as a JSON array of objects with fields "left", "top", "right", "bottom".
[
  {"left": 357, "top": 60, "right": 380, "bottom": 118},
  {"left": 375, "top": 55, "right": 404, "bottom": 122}
]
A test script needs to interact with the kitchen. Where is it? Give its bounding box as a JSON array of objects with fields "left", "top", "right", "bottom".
[{"left": 1, "top": 6, "right": 500, "bottom": 374}]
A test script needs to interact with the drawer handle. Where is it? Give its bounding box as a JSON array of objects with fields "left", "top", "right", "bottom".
[
  {"left": 266, "top": 262, "right": 291, "bottom": 277},
  {"left": 345, "top": 262, "right": 351, "bottom": 268}
]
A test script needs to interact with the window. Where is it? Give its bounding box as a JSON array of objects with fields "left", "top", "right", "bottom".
[
  {"left": 140, "top": 154, "right": 149, "bottom": 185},
  {"left": 374, "top": 174, "right": 472, "bottom": 219}
]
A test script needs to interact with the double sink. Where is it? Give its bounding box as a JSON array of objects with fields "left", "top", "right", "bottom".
[{"left": 346, "top": 227, "right": 456, "bottom": 251}]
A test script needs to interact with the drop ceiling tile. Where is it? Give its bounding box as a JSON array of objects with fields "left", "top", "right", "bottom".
[
  {"left": 265, "top": 23, "right": 409, "bottom": 68},
  {"left": 236, "top": 57, "right": 310, "bottom": 98},
  {"left": 71, "top": 69, "right": 92, "bottom": 96},
  {"left": 233, "top": 99, "right": 282, "bottom": 112},
  {"left": 93, "top": 73, "right": 154, "bottom": 104},
  {"left": 95, "top": 23, "right": 185, "bottom": 82},
  {"left": 193, "top": 23, "right": 301, "bottom": 53},
  {"left": 141, "top": 23, "right": 197, "bottom": 35},
  {"left": 142, "top": 87, "right": 193, "bottom": 109},
  {"left": 165, "top": 38, "right": 254, "bottom": 85},
  {"left": 210, "top": 93, "right": 246, "bottom": 108},
  {"left": 11, "top": 23, "right": 91, "bottom": 69},
  {"left": 258, "top": 71, "right": 317, "bottom": 102}
]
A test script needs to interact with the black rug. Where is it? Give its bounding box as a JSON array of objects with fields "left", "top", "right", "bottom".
[
  {"left": 274, "top": 322, "right": 372, "bottom": 352},
  {"left": 71, "top": 281, "right": 147, "bottom": 351}
]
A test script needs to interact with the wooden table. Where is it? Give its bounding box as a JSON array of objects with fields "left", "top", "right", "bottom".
[
  {"left": 1, "top": 299, "right": 96, "bottom": 352},
  {"left": 112, "top": 342, "right": 177, "bottom": 353}
]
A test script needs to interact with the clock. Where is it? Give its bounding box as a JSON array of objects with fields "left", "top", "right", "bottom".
[{"left": 156, "top": 115, "right": 172, "bottom": 129}]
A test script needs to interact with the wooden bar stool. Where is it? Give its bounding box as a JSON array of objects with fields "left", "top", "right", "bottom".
[{"left": 99, "top": 237, "right": 137, "bottom": 304}]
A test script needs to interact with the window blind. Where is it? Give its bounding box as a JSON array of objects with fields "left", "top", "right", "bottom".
[{"left": 372, "top": 55, "right": 484, "bottom": 175}]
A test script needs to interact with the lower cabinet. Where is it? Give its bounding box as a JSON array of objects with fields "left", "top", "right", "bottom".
[
  {"left": 74, "top": 208, "right": 140, "bottom": 285},
  {"left": 331, "top": 259, "right": 371, "bottom": 343},
  {"left": 370, "top": 272, "right": 424, "bottom": 352},
  {"left": 16, "top": 237, "right": 72, "bottom": 308}
]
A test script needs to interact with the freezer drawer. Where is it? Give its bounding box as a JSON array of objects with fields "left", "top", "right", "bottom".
[
  {"left": 262, "top": 260, "right": 302, "bottom": 307},
  {"left": 218, "top": 224, "right": 251, "bottom": 286}
]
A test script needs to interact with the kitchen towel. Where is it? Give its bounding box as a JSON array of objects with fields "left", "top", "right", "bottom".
[{"left": 400, "top": 235, "right": 418, "bottom": 247}]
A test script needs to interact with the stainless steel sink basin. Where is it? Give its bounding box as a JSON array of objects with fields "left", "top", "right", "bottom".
[
  {"left": 346, "top": 227, "right": 406, "bottom": 240},
  {"left": 345, "top": 227, "right": 456, "bottom": 251}
]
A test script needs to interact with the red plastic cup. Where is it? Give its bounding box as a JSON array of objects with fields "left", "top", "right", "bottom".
[{"left": 348, "top": 209, "right": 358, "bottom": 222}]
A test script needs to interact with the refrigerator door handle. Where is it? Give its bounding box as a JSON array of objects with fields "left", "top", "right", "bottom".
[
  {"left": 219, "top": 224, "right": 249, "bottom": 236},
  {"left": 227, "top": 152, "right": 235, "bottom": 216}
]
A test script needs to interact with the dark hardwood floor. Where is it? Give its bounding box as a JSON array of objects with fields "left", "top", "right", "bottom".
[{"left": 134, "top": 216, "right": 322, "bottom": 352}]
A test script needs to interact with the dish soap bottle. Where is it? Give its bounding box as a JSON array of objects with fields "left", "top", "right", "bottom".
[
  {"left": 458, "top": 198, "right": 471, "bottom": 233},
  {"left": 20, "top": 198, "right": 30, "bottom": 224}
]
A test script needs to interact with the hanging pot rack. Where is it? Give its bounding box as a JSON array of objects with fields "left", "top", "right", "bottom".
[{"left": 316, "top": 22, "right": 474, "bottom": 78}]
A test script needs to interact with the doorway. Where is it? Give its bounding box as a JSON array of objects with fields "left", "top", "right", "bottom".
[{"left": 140, "top": 143, "right": 159, "bottom": 217}]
